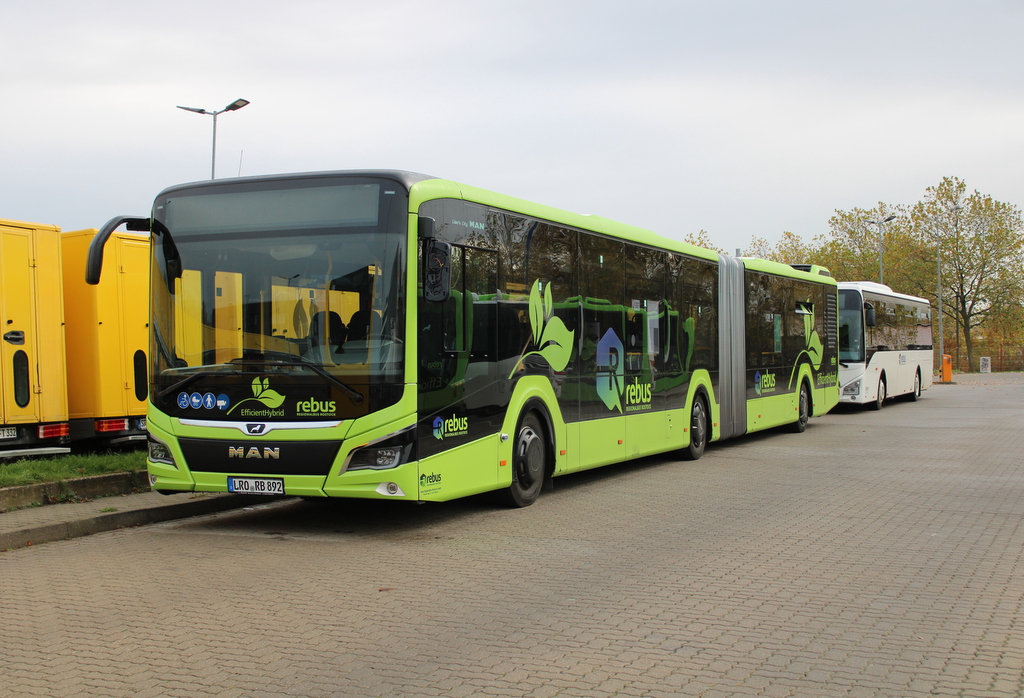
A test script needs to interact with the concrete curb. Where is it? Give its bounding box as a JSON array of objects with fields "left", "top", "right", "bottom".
[
  {"left": 0, "top": 471, "right": 152, "bottom": 513},
  {"left": 0, "top": 493, "right": 269, "bottom": 551}
]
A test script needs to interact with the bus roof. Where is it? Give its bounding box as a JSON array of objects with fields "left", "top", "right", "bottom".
[
  {"left": 838, "top": 281, "right": 930, "bottom": 305},
  {"left": 409, "top": 176, "right": 723, "bottom": 265},
  {"left": 153, "top": 169, "right": 834, "bottom": 286}
]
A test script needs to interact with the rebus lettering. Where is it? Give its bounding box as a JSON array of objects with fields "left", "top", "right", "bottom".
[
  {"left": 624, "top": 378, "right": 652, "bottom": 405},
  {"left": 296, "top": 398, "right": 337, "bottom": 414}
]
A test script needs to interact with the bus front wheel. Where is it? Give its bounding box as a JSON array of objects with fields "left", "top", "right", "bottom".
[
  {"left": 871, "top": 375, "right": 886, "bottom": 411},
  {"left": 503, "top": 412, "right": 547, "bottom": 508},
  {"left": 682, "top": 395, "right": 708, "bottom": 461}
]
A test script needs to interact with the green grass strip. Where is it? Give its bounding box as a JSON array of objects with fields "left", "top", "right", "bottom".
[{"left": 0, "top": 450, "right": 146, "bottom": 489}]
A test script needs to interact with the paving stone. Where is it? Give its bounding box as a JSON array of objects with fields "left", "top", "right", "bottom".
[{"left": 2, "top": 374, "right": 1024, "bottom": 696}]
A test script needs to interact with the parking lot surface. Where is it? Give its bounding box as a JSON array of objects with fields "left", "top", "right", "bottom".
[{"left": 2, "top": 373, "right": 1023, "bottom": 697}]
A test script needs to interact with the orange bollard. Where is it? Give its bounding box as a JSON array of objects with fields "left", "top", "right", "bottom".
[{"left": 941, "top": 354, "right": 952, "bottom": 382}]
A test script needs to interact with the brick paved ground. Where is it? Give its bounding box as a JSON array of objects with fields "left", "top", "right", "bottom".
[{"left": 1, "top": 374, "right": 1023, "bottom": 697}]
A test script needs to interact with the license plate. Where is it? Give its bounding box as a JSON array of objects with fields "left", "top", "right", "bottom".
[
  {"left": 227, "top": 477, "right": 284, "bottom": 495},
  {"left": 0, "top": 427, "right": 16, "bottom": 440}
]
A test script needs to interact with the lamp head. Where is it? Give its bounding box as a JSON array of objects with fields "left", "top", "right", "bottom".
[{"left": 225, "top": 98, "right": 250, "bottom": 112}]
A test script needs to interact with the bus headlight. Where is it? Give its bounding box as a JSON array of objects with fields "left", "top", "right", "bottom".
[
  {"left": 345, "top": 427, "right": 416, "bottom": 472},
  {"left": 843, "top": 379, "right": 861, "bottom": 396},
  {"left": 148, "top": 435, "right": 178, "bottom": 469}
]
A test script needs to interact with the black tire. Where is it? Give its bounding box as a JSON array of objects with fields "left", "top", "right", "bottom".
[
  {"left": 682, "top": 395, "right": 708, "bottom": 461},
  {"left": 503, "top": 412, "right": 547, "bottom": 508},
  {"left": 790, "top": 381, "right": 811, "bottom": 433},
  {"left": 907, "top": 370, "right": 922, "bottom": 402},
  {"left": 871, "top": 375, "right": 886, "bottom": 411}
]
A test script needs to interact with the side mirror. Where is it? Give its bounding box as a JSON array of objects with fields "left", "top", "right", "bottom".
[
  {"left": 864, "top": 303, "right": 876, "bottom": 327},
  {"left": 86, "top": 216, "right": 149, "bottom": 284},
  {"left": 418, "top": 216, "right": 436, "bottom": 239},
  {"left": 424, "top": 239, "right": 451, "bottom": 303}
]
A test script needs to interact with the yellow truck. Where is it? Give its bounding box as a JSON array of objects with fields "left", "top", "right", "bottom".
[
  {"left": 61, "top": 228, "right": 149, "bottom": 446},
  {"left": 0, "top": 219, "right": 71, "bottom": 457}
]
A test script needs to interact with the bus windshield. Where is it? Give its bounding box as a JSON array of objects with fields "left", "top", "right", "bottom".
[
  {"left": 839, "top": 289, "right": 865, "bottom": 363},
  {"left": 149, "top": 176, "right": 408, "bottom": 421}
]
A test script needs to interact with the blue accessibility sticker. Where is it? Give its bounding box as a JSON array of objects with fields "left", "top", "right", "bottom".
[
  {"left": 177, "top": 392, "right": 190, "bottom": 409},
  {"left": 216, "top": 394, "right": 230, "bottom": 410},
  {"left": 189, "top": 392, "right": 203, "bottom": 409},
  {"left": 202, "top": 392, "right": 216, "bottom": 409}
]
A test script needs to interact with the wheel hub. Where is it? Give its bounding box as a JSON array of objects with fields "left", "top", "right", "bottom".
[{"left": 516, "top": 427, "right": 544, "bottom": 486}]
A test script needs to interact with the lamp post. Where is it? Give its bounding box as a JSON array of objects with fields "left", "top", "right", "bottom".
[
  {"left": 936, "top": 235, "right": 944, "bottom": 366},
  {"left": 936, "top": 205, "right": 960, "bottom": 368},
  {"left": 868, "top": 214, "right": 897, "bottom": 285},
  {"left": 176, "top": 98, "right": 250, "bottom": 179}
]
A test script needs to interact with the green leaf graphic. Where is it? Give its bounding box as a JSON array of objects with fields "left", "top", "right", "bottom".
[
  {"left": 228, "top": 376, "right": 287, "bottom": 415},
  {"left": 529, "top": 281, "right": 543, "bottom": 341},
  {"left": 258, "top": 389, "right": 286, "bottom": 408},
  {"left": 801, "top": 304, "right": 823, "bottom": 371},
  {"left": 806, "top": 331, "right": 823, "bottom": 371},
  {"left": 538, "top": 344, "right": 571, "bottom": 373},
  {"left": 510, "top": 279, "right": 576, "bottom": 378}
]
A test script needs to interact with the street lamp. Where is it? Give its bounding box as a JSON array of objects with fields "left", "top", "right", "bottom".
[
  {"left": 176, "top": 98, "right": 250, "bottom": 179},
  {"left": 868, "top": 214, "right": 897, "bottom": 285},
  {"left": 936, "top": 205, "right": 960, "bottom": 369}
]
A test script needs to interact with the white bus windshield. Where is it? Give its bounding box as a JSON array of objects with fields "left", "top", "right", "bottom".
[{"left": 839, "top": 289, "right": 865, "bottom": 363}]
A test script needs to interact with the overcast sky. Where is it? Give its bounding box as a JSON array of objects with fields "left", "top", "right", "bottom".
[{"left": 3, "top": 0, "right": 1023, "bottom": 254}]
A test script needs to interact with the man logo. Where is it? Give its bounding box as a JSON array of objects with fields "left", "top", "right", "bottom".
[
  {"left": 228, "top": 446, "right": 280, "bottom": 459},
  {"left": 246, "top": 424, "right": 267, "bottom": 435}
]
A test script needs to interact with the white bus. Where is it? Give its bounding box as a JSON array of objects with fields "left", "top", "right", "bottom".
[{"left": 838, "top": 282, "right": 933, "bottom": 408}]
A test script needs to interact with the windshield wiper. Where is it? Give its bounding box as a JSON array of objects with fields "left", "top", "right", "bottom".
[{"left": 233, "top": 354, "right": 364, "bottom": 405}]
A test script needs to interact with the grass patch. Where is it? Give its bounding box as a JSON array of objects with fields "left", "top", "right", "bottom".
[{"left": 0, "top": 450, "right": 146, "bottom": 489}]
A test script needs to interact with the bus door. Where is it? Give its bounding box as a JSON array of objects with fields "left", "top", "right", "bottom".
[
  {"left": 894, "top": 303, "right": 915, "bottom": 393},
  {"left": 624, "top": 246, "right": 667, "bottom": 458},
  {"left": 578, "top": 235, "right": 626, "bottom": 469},
  {"left": 418, "top": 243, "right": 501, "bottom": 499}
]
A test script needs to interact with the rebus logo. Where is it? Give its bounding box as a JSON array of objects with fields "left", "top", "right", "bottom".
[
  {"left": 432, "top": 414, "right": 469, "bottom": 440},
  {"left": 754, "top": 371, "right": 777, "bottom": 396}
]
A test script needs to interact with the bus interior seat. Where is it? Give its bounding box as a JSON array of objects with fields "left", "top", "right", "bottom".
[
  {"left": 309, "top": 311, "right": 346, "bottom": 352},
  {"left": 347, "top": 310, "right": 371, "bottom": 341}
]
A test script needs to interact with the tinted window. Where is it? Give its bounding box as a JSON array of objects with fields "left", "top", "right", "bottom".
[{"left": 13, "top": 350, "right": 29, "bottom": 408}]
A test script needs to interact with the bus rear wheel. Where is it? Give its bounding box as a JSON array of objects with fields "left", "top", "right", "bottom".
[
  {"left": 907, "top": 370, "right": 921, "bottom": 402},
  {"left": 790, "top": 382, "right": 810, "bottom": 433},
  {"left": 503, "top": 412, "right": 547, "bottom": 508},
  {"left": 682, "top": 395, "right": 708, "bottom": 461}
]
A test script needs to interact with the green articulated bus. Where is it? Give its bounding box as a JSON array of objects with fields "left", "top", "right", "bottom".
[{"left": 87, "top": 170, "right": 839, "bottom": 507}]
